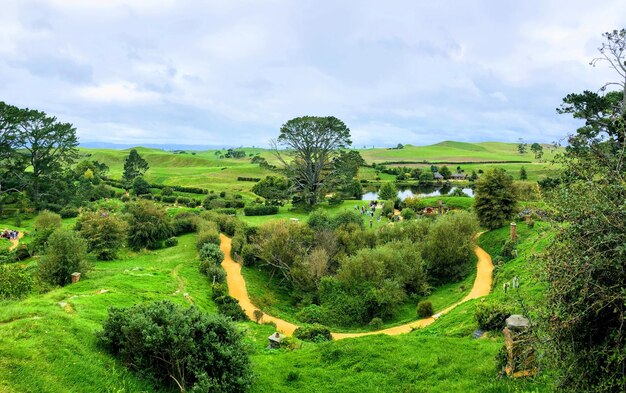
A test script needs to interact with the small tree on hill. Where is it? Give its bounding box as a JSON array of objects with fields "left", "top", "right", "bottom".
[
  {"left": 439, "top": 165, "right": 452, "bottom": 179},
  {"left": 473, "top": 168, "right": 517, "bottom": 229},
  {"left": 519, "top": 166, "right": 528, "bottom": 180},
  {"left": 378, "top": 182, "right": 398, "bottom": 200},
  {"left": 530, "top": 143, "right": 544, "bottom": 159},
  {"left": 38, "top": 229, "right": 89, "bottom": 286},
  {"left": 77, "top": 211, "right": 128, "bottom": 260},
  {"left": 32, "top": 210, "right": 62, "bottom": 252},
  {"left": 125, "top": 200, "right": 173, "bottom": 250},
  {"left": 122, "top": 149, "right": 149, "bottom": 188}
]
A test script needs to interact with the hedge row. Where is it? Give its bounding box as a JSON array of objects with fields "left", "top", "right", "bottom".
[
  {"left": 243, "top": 205, "right": 279, "bottom": 216},
  {"left": 236, "top": 177, "right": 261, "bottom": 182}
]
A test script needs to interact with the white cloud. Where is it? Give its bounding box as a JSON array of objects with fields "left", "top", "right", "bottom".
[{"left": 0, "top": 0, "right": 622, "bottom": 147}]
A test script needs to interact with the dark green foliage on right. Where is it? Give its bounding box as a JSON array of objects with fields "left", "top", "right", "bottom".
[{"left": 97, "top": 300, "right": 253, "bottom": 392}]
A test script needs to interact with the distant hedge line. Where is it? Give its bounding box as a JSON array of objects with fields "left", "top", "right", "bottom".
[
  {"left": 378, "top": 160, "right": 532, "bottom": 165},
  {"left": 236, "top": 177, "right": 261, "bottom": 182},
  {"left": 243, "top": 205, "right": 279, "bottom": 216},
  {"left": 104, "top": 178, "right": 209, "bottom": 194}
]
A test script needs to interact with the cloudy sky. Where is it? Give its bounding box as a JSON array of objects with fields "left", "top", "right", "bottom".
[{"left": 0, "top": 1, "right": 624, "bottom": 147}]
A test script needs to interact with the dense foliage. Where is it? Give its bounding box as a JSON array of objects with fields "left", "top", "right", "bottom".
[
  {"left": 473, "top": 168, "right": 517, "bottom": 229},
  {"left": 38, "top": 229, "right": 89, "bottom": 286},
  {"left": 125, "top": 200, "right": 173, "bottom": 250},
  {"left": 77, "top": 210, "right": 127, "bottom": 260},
  {"left": 98, "top": 300, "right": 253, "bottom": 392},
  {"left": 538, "top": 28, "right": 626, "bottom": 392},
  {"left": 0, "top": 264, "right": 32, "bottom": 299}
]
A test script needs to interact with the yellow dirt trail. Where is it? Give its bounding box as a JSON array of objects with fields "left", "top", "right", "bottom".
[
  {"left": 8, "top": 232, "right": 23, "bottom": 251},
  {"left": 220, "top": 233, "right": 493, "bottom": 340}
]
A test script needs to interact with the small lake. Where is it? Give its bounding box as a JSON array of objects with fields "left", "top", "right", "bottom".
[{"left": 362, "top": 184, "right": 474, "bottom": 201}]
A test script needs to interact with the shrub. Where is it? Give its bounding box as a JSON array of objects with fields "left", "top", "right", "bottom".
[
  {"left": 241, "top": 244, "right": 257, "bottom": 266},
  {"left": 215, "top": 208, "right": 237, "bottom": 215},
  {"left": 0, "top": 264, "right": 33, "bottom": 299},
  {"left": 14, "top": 244, "right": 31, "bottom": 261},
  {"left": 201, "top": 264, "right": 226, "bottom": 284},
  {"left": 417, "top": 300, "right": 434, "bottom": 318},
  {"left": 97, "top": 300, "right": 253, "bottom": 392},
  {"left": 198, "top": 242, "right": 224, "bottom": 265},
  {"left": 38, "top": 229, "right": 89, "bottom": 286},
  {"left": 161, "top": 195, "right": 177, "bottom": 203},
  {"left": 401, "top": 208, "right": 416, "bottom": 220},
  {"left": 60, "top": 207, "right": 79, "bottom": 219},
  {"left": 211, "top": 283, "right": 228, "bottom": 300},
  {"left": 381, "top": 200, "right": 395, "bottom": 217},
  {"left": 243, "top": 205, "right": 279, "bottom": 216},
  {"left": 164, "top": 237, "right": 178, "bottom": 248},
  {"left": 253, "top": 309, "right": 264, "bottom": 323},
  {"left": 296, "top": 304, "right": 325, "bottom": 324},
  {"left": 32, "top": 210, "right": 62, "bottom": 252},
  {"left": 176, "top": 196, "right": 191, "bottom": 205},
  {"left": 474, "top": 301, "right": 512, "bottom": 331},
  {"left": 293, "top": 324, "right": 332, "bottom": 342},
  {"left": 214, "top": 295, "right": 248, "bottom": 321},
  {"left": 196, "top": 222, "right": 220, "bottom": 250},
  {"left": 501, "top": 239, "right": 517, "bottom": 262},
  {"left": 369, "top": 317, "right": 383, "bottom": 330},
  {"left": 77, "top": 211, "right": 128, "bottom": 260},
  {"left": 172, "top": 211, "right": 199, "bottom": 235},
  {"left": 125, "top": 200, "right": 173, "bottom": 251},
  {"left": 161, "top": 186, "right": 173, "bottom": 196},
  {"left": 132, "top": 176, "right": 151, "bottom": 196},
  {"left": 379, "top": 182, "right": 398, "bottom": 200}
]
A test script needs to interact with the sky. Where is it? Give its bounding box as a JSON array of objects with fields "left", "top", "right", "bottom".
[{"left": 0, "top": 1, "right": 624, "bottom": 148}]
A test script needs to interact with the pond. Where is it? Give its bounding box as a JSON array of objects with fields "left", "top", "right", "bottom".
[{"left": 361, "top": 184, "right": 474, "bottom": 201}]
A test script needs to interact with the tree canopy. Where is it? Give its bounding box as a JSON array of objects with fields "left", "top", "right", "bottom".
[
  {"left": 274, "top": 116, "right": 352, "bottom": 207},
  {"left": 122, "top": 149, "right": 149, "bottom": 188},
  {"left": 473, "top": 168, "right": 517, "bottom": 229}
]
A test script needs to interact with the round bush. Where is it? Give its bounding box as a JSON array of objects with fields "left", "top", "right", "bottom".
[
  {"left": 369, "top": 317, "right": 383, "bottom": 330},
  {"left": 296, "top": 304, "right": 325, "bottom": 324},
  {"left": 293, "top": 324, "right": 332, "bottom": 342},
  {"left": 97, "top": 300, "right": 253, "bottom": 392},
  {"left": 474, "top": 301, "right": 513, "bottom": 331},
  {"left": 214, "top": 295, "right": 248, "bottom": 321},
  {"left": 164, "top": 237, "right": 178, "bottom": 248},
  {"left": 0, "top": 264, "right": 33, "bottom": 300},
  {"left": 199, "top": 243, "right": 224, "bottom": 265},
  {"left": 201, "top": 264, "right": 226, "bottom": 284},
  {"left": 417, "top": 300, "right": 434, "bottom": 318}
]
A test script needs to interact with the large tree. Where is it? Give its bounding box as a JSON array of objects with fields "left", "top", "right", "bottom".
[
  {"left": 539, "top": 28, "right": 626, "bottom": 391},
  {"left": 0, "top": 102, "right": 78, "bottom": 205},
  {"left": 473, "top": 168, "right": 517, "bottom": 229},
  {"left": 273, "top": 116, "right": 351, "bottom": 207},
  {"left": 122, "top": 149, "right": 149, "bottom": 188}
]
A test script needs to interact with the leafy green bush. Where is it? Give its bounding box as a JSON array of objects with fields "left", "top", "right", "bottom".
[
  {"left": 243, "top": 205, "right": 279, "bottom": 216},
  {"left": 77, "top": 211, "right": 128, "bottom": 260},
  {"left": 125, "top": 200, "right": 173, "bottom": 251},
  {"left": 172, "top": 211, "right": 199, "bottom": 235},
  {"left": 196, "top": 222, "right": 220, "bottom": 250},
  {"left": 417, "top": 300, "right": 434, "bottom": 318},
  {"left": 32, "top": 210, "right": 62, "bottom": 253},
  {"left": 161, "top": 186, "right": 173, "bottom": 196},
  {"left": 293, "top": 324, "right": 332, "bottom": 342},
  {"left": 0, "top": 264, "right": 32, "bottom": 299},
  {"left": 59, "top": 207, "right": 79, "bottom": 219},
  {"left": 161, "top": 195, "right": 177, "bottom": 203},
  {"left": 474, "top": 301, "right": 512, "bottom": 331},
  {"left": 198, "top": 242, "right": 224, "bottom": 265},
  {"left": 501, "top": 239, "right": 517, "bottom": 262},
  {"left": 369, "top": 317, "right": 383, "bottom": 330},
  {"left": 201, "top": 264, "right": 226, "bottom": 284},
  {"left": 296, "top": 304, "right": 325, "bottom": 324},
  {"left": 97, "top": 300, "right": 253, "bottom": 392},
  {"left": 211, "top": 283, "right": 227, "bottom": 300},
  {"left": 241, "top": 244, "right": 257, "bottom": 266},
  {"left": 164, "top": 237, "right": 178, "bottom": 248},
  {"left": 38, "top": 229, "right": 90, "bottom": 286},
  {"left": 401, "top": 208, "right": 416, "bottom": 220},
  {"left": 214, "top": 295, "right": 248, "bottom": 321}
]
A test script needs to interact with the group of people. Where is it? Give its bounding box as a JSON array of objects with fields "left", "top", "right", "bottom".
[
  {"left": 1, "top": 228, "right": 19, "bottom": 241},
  {"left": 355, "top": 201, "right": 384, "bottom": 227}
]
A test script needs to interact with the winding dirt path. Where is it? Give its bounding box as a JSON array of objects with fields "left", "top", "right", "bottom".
[
  {"left": 220, "top": 233, "right": 493, "bottom": 340},
  {"left": 8, "top": 232, "right": 23, "bottom": 251}
]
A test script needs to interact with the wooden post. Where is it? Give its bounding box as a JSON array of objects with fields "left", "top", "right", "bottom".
[{"left": 510, "top": 222, "right": 517, "bottom": 241}]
